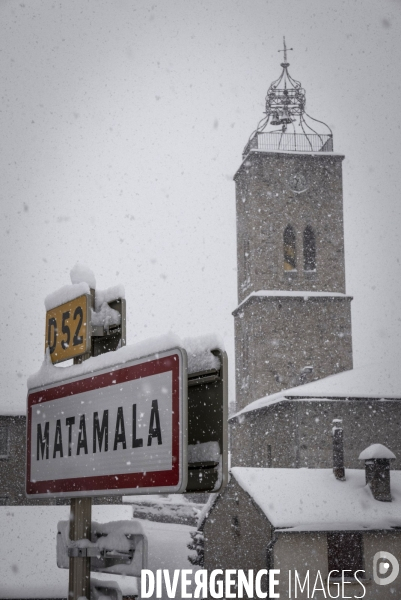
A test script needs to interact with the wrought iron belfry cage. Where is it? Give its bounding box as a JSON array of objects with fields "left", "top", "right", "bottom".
[{"left": 243, "top": 38, "right": 333, "bottom": 157}]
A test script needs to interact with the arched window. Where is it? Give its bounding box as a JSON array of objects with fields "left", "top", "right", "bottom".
[
  {"left": 283, "top": 225, "right": 296, "bottom": 271},
  {"left": 303, "top": 226, "right": 316, "bottom": 271}
]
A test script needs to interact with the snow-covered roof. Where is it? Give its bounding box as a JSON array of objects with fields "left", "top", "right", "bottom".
[
  {"left": 231, "top": 467, "right": 401, "bottom": 531},
  {"left": 233, "top": 290, "right": 352, "bottom": 314},
  {"left": 359, "top": 444, "right": 396, "bottom": 461},
  {"left": 233, "top": 360, "right": 401, "bottom": 418}
]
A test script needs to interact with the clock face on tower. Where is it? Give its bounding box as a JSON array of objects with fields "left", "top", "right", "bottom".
[{"left": 288, "top": 172, "right": 308, "bottom": 194}]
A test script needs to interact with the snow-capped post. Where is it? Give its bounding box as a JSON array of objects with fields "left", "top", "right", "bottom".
[{"left": 359, "top": 443, "right": 396, "bottom": 502}]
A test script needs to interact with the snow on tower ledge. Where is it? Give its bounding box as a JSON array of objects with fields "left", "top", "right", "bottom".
[{"left": 233, "top": 290, "right": 352, "bottom": 315}]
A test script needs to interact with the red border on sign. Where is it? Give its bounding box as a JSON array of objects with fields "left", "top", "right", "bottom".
[{"left": 26, "top": 354, "right": 181, "bottom": 496}]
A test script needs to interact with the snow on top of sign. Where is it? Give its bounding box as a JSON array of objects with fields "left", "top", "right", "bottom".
[
  {"left": 123, "top": 493, "right": 194, "bottom": 505},
  {"left": 70, "top": 263, "right": 97, "bottom": 289},
  {"left": 182, "top": 333, "right": 222, "bottom": 373},
  {"left": 58, "top": 518, "right": 144, "bottom": 554},
  {"left": 233, "top": 360, "right": 401, "bottom": 418},
  {"left": 95, "top": 284, "right": 125, "bottom": 310},
  {"left": 45, "top": 263, "right": 124, "bottom": 311},
  {"left": 359, "top": 443, "right": 396, "bottom": 461},
  {"left": 45, "top": 281, "right": 125, "bottom": 312},
  {"left": 188, "top": 441, "right": 220, "bottom": 464},
  {"left": 121, "top": 494, "right": 202, "bottom": 525},
  {"left": 26, "top": 332, "right": 224, "bottom": 392},
  {"left": 231, "top": 467, "right": 401, "bottom": 531},
  {"left": 45, "top": 282, "right": 90, "bottom": 311},
  {"left": 91, "top": 303, "right": 121, "bottom": 328}
]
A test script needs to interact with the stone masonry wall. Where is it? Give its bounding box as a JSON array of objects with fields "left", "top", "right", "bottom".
[
  {"left": 234, "top": 295, "right": 353, "bottom": 410},
  {"left": 235, "top": 151, "right": 346, "bottom": 304},
  {"left": 230, "top": 398, "right": 401, "bottom": 470},
  {"left": 203, "top": 477, "right": 271, "bottom": 581}
]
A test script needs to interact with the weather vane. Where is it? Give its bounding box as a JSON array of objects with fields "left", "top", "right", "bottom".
[{"left": 278, "top": 36, "right": 293, "bottom": 65}]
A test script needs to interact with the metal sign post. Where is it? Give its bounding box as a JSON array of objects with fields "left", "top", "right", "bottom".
[
  {"left": 69, "top": 496, "right": 92, "bottom": 599},
  {"left": 69, "top": 287, "right": 95, "bottom": 600}
]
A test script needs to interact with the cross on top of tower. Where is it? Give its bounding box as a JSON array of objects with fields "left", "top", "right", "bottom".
[{"left": 278, "top": 36, "right": 293, "bottom": 66}]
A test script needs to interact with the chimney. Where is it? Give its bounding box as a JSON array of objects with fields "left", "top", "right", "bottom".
[
  {"left": 358, "top": 444, "right": 396, "bottom": 502},
  {"left": 332, "top": 419, "right": 345, "bottom": 480}
]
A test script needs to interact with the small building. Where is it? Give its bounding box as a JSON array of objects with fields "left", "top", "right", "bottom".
[{"left": 204, "top": 458, "right": 401, "bottom": 598}]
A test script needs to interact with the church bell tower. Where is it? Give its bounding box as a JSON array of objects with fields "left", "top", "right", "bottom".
[{"left": 234, "top": 40, "right": 353, "bottom": 411}]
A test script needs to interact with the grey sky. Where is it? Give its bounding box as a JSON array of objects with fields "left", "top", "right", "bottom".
[{"left": 1, "top": 0, "right": 400, "bottom": 412}]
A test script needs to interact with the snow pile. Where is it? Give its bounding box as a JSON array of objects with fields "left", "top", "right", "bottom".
[
  {"left": 91, "top": 303, "right": 121, "bottom": 330},
  {"left": 183, "top": 333, "right": 223, "bottom": 373},
  {"left": 122, "top": 494, "right": 202, "bottom": 526},
  {"left": 359, "top": 443, "right": 396, "bottom": 461},
  {"left": 45, "top": 282, "right": 125, "bottom": 314},
  {"left": 70, "top": 263, "right": 97, "bottom": 289},
  {"left": 28, "top": 332, "right": 224, "bottom": 390},
  {"left": 95, "top": 284, "right": 125, "bottom": 310},
  {"left": 57, "top": 519, "right": 145, "bottom": 576},
  {"left": 45, "top": 263, "right": 99, "bottom": 310},
  {"left": 45, "top": 265, "right": 124, "bottom": 313},
  {"left": 188, "top": 441, "right": 220, "bottom": 464},
  {"left": 45, "top": 282, "right": 90, "bottom": 311},
  {"left": 231, "top": 467, "right": 401, "bottom": 531}
]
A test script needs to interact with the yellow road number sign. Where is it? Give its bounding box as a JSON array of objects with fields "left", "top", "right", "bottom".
[{"left": 45, "top": 294, "right": 91, "bottom": 364}]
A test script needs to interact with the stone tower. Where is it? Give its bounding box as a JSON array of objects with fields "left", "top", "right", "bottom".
[{"left": 234, "top": 43, "right": 353, "bottom": 412}]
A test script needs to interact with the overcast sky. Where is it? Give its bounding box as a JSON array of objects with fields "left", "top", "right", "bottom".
[{"left": 1, "top": 0, "right": 400, "bottom": 412}]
